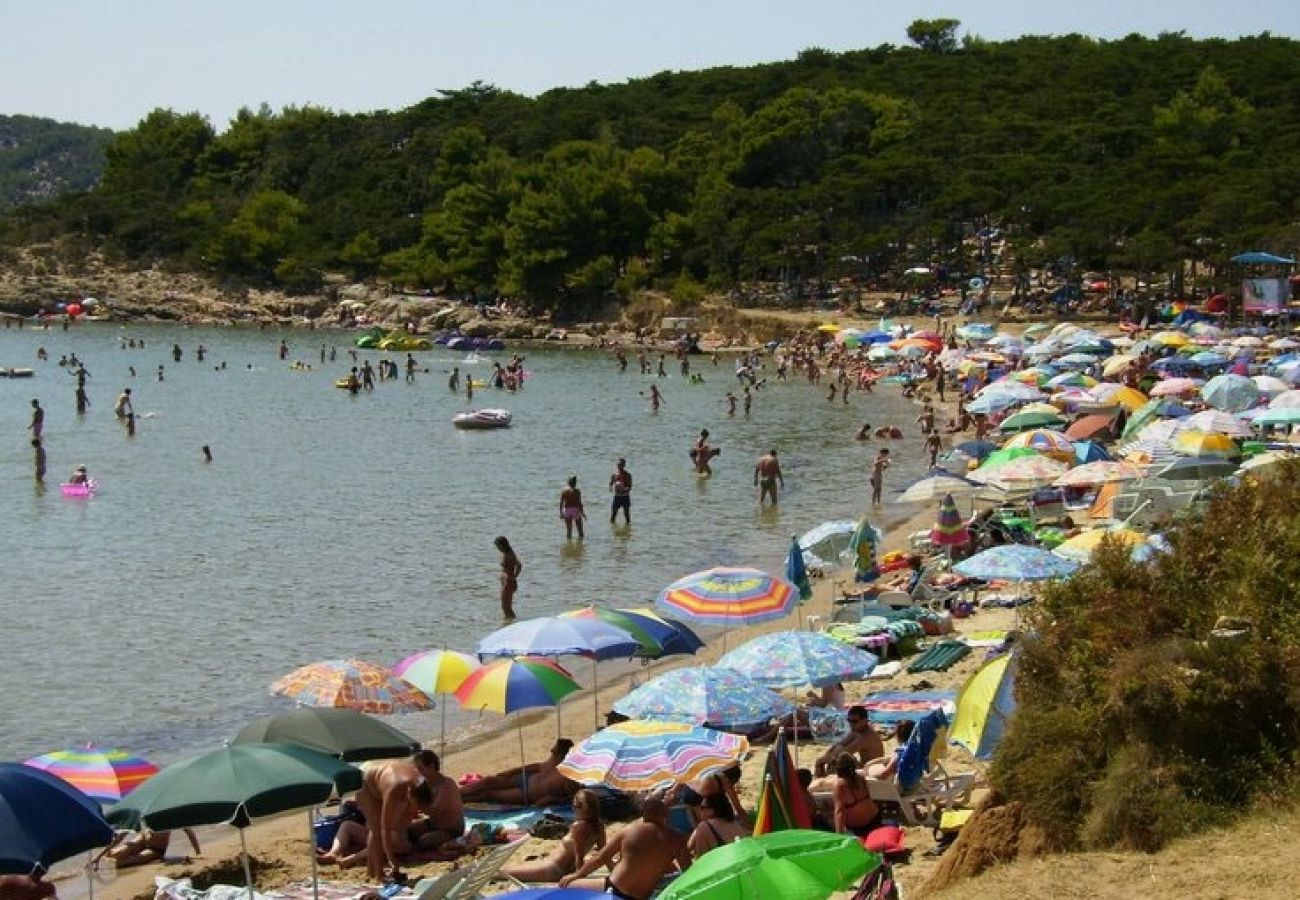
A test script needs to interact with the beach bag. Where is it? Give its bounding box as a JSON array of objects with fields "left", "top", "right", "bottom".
[{"left": 529, "top": 814, "right": 569, "bottom": 840}]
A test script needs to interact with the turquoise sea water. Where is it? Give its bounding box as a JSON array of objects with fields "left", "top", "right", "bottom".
[{"left": 0, "top": 322, "right": 930, "bottom": 761}]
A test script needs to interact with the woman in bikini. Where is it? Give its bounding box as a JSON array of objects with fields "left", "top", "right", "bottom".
[
  {"left": 686, "top": 794, "right": 748, "bottom": 860},
  {"left": 502, "top": 789, "right": 605, "bottom": 883},
  {"left": 833, "top": 753, "right": 879, "bottom": 836}
]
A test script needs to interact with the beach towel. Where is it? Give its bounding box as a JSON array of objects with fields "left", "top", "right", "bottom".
[
  {"left": 159, "top": 879, "right": 275, "bottom": 900},
  {"left": 462, "top": 803, "right": 573, "bottom": 835},
  {"left": 854, "top": 690, "right": 956, "bottom": 727}
]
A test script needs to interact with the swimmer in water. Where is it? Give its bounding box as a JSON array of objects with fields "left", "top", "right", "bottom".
[
  {"left": 856, "top": 423, "right": 871, "bottom": 441},
  {"left": 648, "top": 384, "right": 664, "bottom": 411},
  {"left": 754, "top": 449, "right": 784, "bottom": 505},
  {"left": 725, "top": 392, "right": 737, "bottom": 415},
  {"left": 495, "top": 536, "right": 522, "bottom": 620}
]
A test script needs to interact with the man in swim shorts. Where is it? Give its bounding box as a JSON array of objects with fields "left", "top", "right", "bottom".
[
  {"left": 753, "top": 449, "right": 784, "bottom": 505},
  {"left": 459, "top": 739, "right": 579, "bottom": 807},
  {"left": 609, "top": 458, "right": 632, "bottom": 524},
  {"left": 560, "top": 798, "right": 690, "bottom": 899}
]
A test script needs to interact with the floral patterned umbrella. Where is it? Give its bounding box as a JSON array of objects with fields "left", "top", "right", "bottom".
[
  {"left": 953, "top": 544, "right": 1079, "bottom": 582},
  {"left": 612, "top": 666, "right": 793, "bottom": 728},
  {"left": 272, "top": 659, "right": 433, "bottom": 715},
  {"left": 1052, "top": 461, "right": 1143, "bottom": 487},
  {"left": 556, "top": 720, "right": 749, "bottom": 792},
  {"left": 717, "top": 631, "right": 878, "bottom": 689}
]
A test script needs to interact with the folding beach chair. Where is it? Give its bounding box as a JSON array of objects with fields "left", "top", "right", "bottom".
[{"left": 443, "top": 838, "right": 528, "bottom": 900}]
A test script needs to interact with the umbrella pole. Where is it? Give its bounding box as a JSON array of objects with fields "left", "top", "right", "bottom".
[
  {"left": 592, "top": 658, "right": 600, "bottom": 731},
  {"left": 240, "top": 829, "right": 255, "bottom": 900},
  {"left": 517, "top": 713, "right": 525, "bottom": 768},
  {"left": 307, "top": 809, "right": 320, "bottom": 900},
  {"left": 439, "top": 694, "right": 447, "bottom": 756},
  {"left": 85, "top": 851, "right": 95, "bottom": 900}
]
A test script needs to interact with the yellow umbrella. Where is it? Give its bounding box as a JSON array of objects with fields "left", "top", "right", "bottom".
[
  {"left": 1152, "top": 331, "right": 1190, "bottom": 348},
  {"left": 1092, "top": 384, "right": 1149, "bottom": 412},
  {"left": 817, "top": 323, "right": 841, "bottom": 333},
  {"left": 1102, "top": 354, "right": 1137, "bottom": 377},
  {"left": 1171, "top": 429, "right": 1239, "bottom": 458},
  {"left": 1002, "top": 428, "right": 1075, "bottom": 463},
  {"left": 1053, "top": 528, "right": 1146, "bottom": 562},
  {"left": 1019, "top": 401, "right": 1065, "bottom": 416}
]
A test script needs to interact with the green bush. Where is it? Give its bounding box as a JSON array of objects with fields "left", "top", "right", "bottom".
[{"left": 991, "top": 462, "right": 1300, "bottom": 850}]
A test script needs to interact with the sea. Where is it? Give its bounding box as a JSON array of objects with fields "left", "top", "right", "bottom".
[{"left": 0, "top": 321, "right": 931, "bottom": 763}]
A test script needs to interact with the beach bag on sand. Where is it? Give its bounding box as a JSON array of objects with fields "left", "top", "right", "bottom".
[{"left": 529, "top": 814, "right": 569, "bottom": 840}]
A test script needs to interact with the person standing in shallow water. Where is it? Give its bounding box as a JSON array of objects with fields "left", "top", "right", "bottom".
[
  {"left": 609, "top": 458, "right": 632, "bottom": 525},
  {"left": 31, "top": 438, "right": 46, "bottom": 483},
  {"left": 560, "top": 476, "right": 586, "bottom": 540},
  {"left": 28, "top": 400, "right": 43, "bottom": 439},
  {"left": 495, "top": 536, "right": 522, "bottom": 620},
  {"left": 870, "top": 448, "right": 890, "bottom": 506}
]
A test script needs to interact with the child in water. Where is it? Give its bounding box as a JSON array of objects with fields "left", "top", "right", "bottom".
[{"left": 69, "top": 465, "right": 89, "bottom": 485}]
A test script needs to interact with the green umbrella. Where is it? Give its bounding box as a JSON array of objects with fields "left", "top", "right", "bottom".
[
  {"left": 977, "top": 447, "right": 1041, "bottom": 470},
  {"left": 232, "top": 708, "right": 420, "bottom": 762},
  {"left": 660, "top": 830, "right": 876, "bottom": 900},
  {"left": 997, "top": 410, "right": 1066, "bottom": 433},
  {"left": 108, "top": 743, "right": 361, "bottom": 900}
]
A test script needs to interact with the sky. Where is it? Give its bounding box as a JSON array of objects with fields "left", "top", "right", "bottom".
[{"left": 4, "top": 1, "right": 1299, "bottom": 131}]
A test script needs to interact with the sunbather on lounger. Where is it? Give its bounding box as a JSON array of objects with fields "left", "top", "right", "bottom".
[{"left": 460, "top": 739, "right": 579, "bottom": 807}]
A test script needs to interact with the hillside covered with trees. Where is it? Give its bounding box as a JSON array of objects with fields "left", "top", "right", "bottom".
[
  {"left": 0, "top": 115, "right": 113, "bottom": 213},
  {"left": 5, "top": 23, "right": 1300, "bottom": 312}
]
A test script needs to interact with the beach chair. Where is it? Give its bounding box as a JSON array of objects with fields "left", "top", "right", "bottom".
[
  {"left": 443, "top": 838, "right": 528, "bottom": 900},
  {"left": 412, "top": 867, "right": 470, "bottom": 900},
  {"left": 865, "top": 711, "right": 975, "bottom": 827}
]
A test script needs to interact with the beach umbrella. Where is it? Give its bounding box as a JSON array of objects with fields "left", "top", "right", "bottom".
[
  {"left": 560, "top": 607, "right": 702, "bottom": 659},
  {"left": 1121, "top": 400, "right": 1164, "bottom": 439},
  {"left": 1117, "top": 438, "right": 1178, "bottom": 468},
  {"left": 1002, "top": 429, "right": 1074, "bottom": 462},
  {"left": 272, "top": 659, "right": 433, "bottom": 714},
  {"left": 391, "top": 649, "right": 480, "bottom": 754},
  {"left": 477, "top": 616, "right": 642, "bottom": 662},
  {"left": 786, "top": 536, "right": 813, "bottom": 604},
  {"left": 1182, "top": 410, "right": 1253, "bottom": 437},
  {"left": 953, "top": 545, "right": 1079, "bottom": 582},
  {"left": 1171, "top": 430, "right": 1240, "bottom": 458},
  {"left": 717, "top": 632, "right": 878, "bottom": 689},
  {"left": 1101, "top": 355, "right": 1137, "bottom": 377},
  {"left": 232, "top": 708, "right": 419, "bottom": 763},
  {"left": 107, "top": 743, "right": 360, "bottom": 900},
  {"left": 1149, "top": 377, "right": 1202, "bottom": 397},
  {"left": 1253, "top": 375, "right": 1290, "bottom": 397},
  {"left": 977, "top": 446, "right": 1042, "bottom": 470},
  {"left": 1153, "top": 456, "right": 1239, "bottom": 481},
  {"left": 1202, "top": 374, "right": 1260, "bottom": 412},
  {"left": 1089, "top": 384, "right": 1149, "bottom": 412},
  {"left": 1017, "top": 401, "right": 1069, "bottom": 417},
  {"left": 956, "top": 323, "right": 995, "bottom": 341},
  {"left": 22, "top": 746, "right": 158, "bottom": 804},
  {"left": 0, "top": 763, "right": 113, "bottom": 875},
  {"left": 1233, "top": 335, "right": 1264, "bottom": 348},
  {"left": 557, "top": 720, "right": 749, "bottom": 792},
  {"left": 1052, "top": 461, "right": 1142, "bottom": 487},
  {"left": 930, "top": 493, "right": 970, "bottom": 548},
  {"left": 500, "top": 891, "right": 607, "bottom": 900},
  {"left": 752, "top": 730, "right": 813, "bottom": 835},
  {"left": 1052, "top": 528, "right": 1147, "bottom": 562},
  {"left": 1137, "top": 418, "right": 1189, "bottom": 444},
  {"left": 970, "top": 455, "right": 1069, "bottom": 489},
  {"left": 1151, "top": 331, "right": 1190, "bottom": 348},
  {"left": 977, "top": 380, "right": 1044, "bottom": 402},
  {"left": 612, "top": 666, "right": 793, "bottom": 728},
  {"left": 657, "top": 567, "right": 797, "bottom": 629},
  {"left": 793, "top": 520, "right": 857, "bottom": 570},
  {"left": 1066, "top": 414, "right": 1117, "bottom": 442},
  {"left": 965, "top": 393, "right": 1024, "bottom": 415},
  {"left": 866, "top": 345, "right": 897, "bottom": 362},
  {"left": 1073, "top": 440, "right": 1113, "bottom": 464},
  {"left": 1241, "top": 451, "right": 1298, "bottom": 474},
  {"left": 455, "top": 657, "right": 581, "bottom": 752},
  {"left": 1022, "top": 323, "right": 1051, "bottom": 338},
  {"left": 896, "top": 469, "right": 980, "bottom": 503},
  {"left": 1052, "top": 352, "right": 1097, "bottom": 370},
  {"left": 1269, "top": 390, "right": 1300, "bottom": 409},
  {"left": 846, "top": 517, "right": 881, "bottom": 583},
  {"left": 1253, "top": 406, "right": 1300, "bottom": 427},
  {"left": 952, "top": 440, "right": 999, "bottom": 461},
  {"left": 997, "top": 409, "right": 1066, "bottom": 433},
  {"left": 659, "top": 830, "right": 875, "bottom": 900},
  {"left": 1047, "top": 371, "right": 1098, "bottom": 388},
  {"left": 950, "top": 654, "right": 1016, "bottom": 761},
  {"left": 1189, "top": 351, "right": 1229, "bottom": 367}
]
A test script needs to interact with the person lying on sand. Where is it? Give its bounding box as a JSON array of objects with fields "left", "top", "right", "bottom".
[
  {"left": 501, "top": 789, "right": 606, "bottom": 883},
  {"left": 560, "top": 798, "right": 691, "bottom": 900},
  {"left": 98, "top": 828, "right": 201, "bottom": 869},
  {"left": 460, "top": 739, "right": 579, "bottom": 807}
]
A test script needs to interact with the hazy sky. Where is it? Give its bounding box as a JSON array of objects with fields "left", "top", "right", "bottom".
[{"left": 5, "top": 1, "right": 1298, "bottom": 131}]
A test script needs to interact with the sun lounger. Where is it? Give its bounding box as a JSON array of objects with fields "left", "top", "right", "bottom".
[
  {"left": 412, "top": 869, "right": 470, "bottom": 900},
  {"left": 906, "top": 640, "right": 970, "bottom": 673},
  {"left": 865, "top": 710, "right": 975, "bottom": 827},
  {"left": 443, "top": 838, "right": 528, "bottom": 900}
]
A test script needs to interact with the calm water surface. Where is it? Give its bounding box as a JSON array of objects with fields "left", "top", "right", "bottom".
[{"left": 0, "top": 322, "right": 930, "bottom": 761}]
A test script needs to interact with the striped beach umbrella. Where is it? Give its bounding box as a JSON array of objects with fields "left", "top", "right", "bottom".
[
  {"left": 752, "top": 729, "right": 813, "bottom": 835},
  {"left": 392, "top": 649, "right": 481, "bottom": 753},
  {"left": 453, "top": 656, "right": 580, "bottom": 715},
  {"left": 1002, "top": 429, "right": 1074, "bottom": 462},
  {"left": 929, "top": 493, "right": 970, "bottom": 548},
  {"left": 560, "top": 607, "right": 703, "bottom": 659},
  {"left": 657, "top": 567, "right": 796, "bottom": 628},
  {"left": 1052, "top": 461, "right": 1143, "bottom": 487},
  {"left": 23, "top": 746, "right": 158, "bottom": 804},
  {"left": 272, "top": 659, "right": 433, "bottom": 715},
  {"left": 556, "top": 720, "right": 749, "bottom": 792}
]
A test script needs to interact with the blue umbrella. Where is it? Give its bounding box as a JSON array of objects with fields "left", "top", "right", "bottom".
[
  {"left": 612, "top": 666, "right": 794, "bottom": 728},
  {"left": 1073, "top": 441, "right": 1113, "bottom": 464},
  {"left": 953, "top": 545, "right": 1079, "bottom": 582},
  {"left": 718, "top": 631, "right": 878, "bottom": 689},
  {"left": 1231, "top": 251, "right": 1296, "bottom": 265},
  {"left": 501, "top": 892, "right": 608, "bottom": 900},
  {"left": 1202, "top": 374, "right": 1260, "bottom": 412},
  {"left": 786, "top": 536, "right": 813, "bottom": 604},
  {"left": 477, "top": 616, "right": 642, "bottom": 662},
  {"left": 0, "top": 763, "right": 114, "bottom": 875},
  {"left": 794, "top": 520, "right": 857, "bottom": 571}
]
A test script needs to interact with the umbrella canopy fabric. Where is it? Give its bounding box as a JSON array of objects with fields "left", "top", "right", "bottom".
[
  {"left": 1154, "top": 456, "right": 1239, "bottom": 481},
  {"left": 105, "top": 743, "right": 361, "bottom": 831},
  {"left": 1149, "top": 377, "right": 1202, "bottom": 397},
  {"left": 1052, "top": 461, "right": 1142, "bottom": 487},
  {"left": 1171, "top": 430, "right": 1240, "bottom": 458},
  {"left": 1269, "top": 390, "right": 1300, "bottom": 409},
  {"left": 392, "top": 649, "right": 481, "bottom": 696},
  {"left": 997, "top": 410, "right": 1066, "bottom": 433},
  {"left": 557, "top": 721, "right": 749, "bottom": 792},
  {"left": 1065, "top": 414, "right": 1116, "bottom": 442},
  {"left": 1089, "top": 384, "right": 1149, "bottom": 412},
  {"left": 453, "top": 657, "right": 580, "bottom": 715},
  {"left": 717, "top": 631, "right": 878, "bottom": 689},
  {"left": 794, "top": 520, "right": 857, "bottom": 570},
  {"left": 272, "top": 659, "right": 433, "bottom": 714},
  {"left": 1052, "top": 528, "right": 1147, "bottom": 562},
  {"left": 612, "top": 666, "right": 793, "bottom": 727},
  {"left": 1182, "top": 410, "right": 1253, "bottom": 437},
  {"left": 232, "top": 708, "right": 420, "bottom": 762},
  {"left": 1254, "top": 406, "right": 1300, "bottom": 426},
  {"left": 659, "top": 831, "right": 875, "bottom": 900},
  {"left": 950, "top": 655, "right": 1016, "bottom": 761},
  {"left": 1202, "top": 374, "right": 1260, "bottom": 412},
  {"left": 897, "top": 470, "right": 980, "bottom": 503},
  {"left": 970, "top": 455, "right": 1069, "bottom": 489},
  {"left": 847, "top": 518, "right": 881, "bottom": 583},
  {"left": 1002, "top": 429, "right": 1074, "bottom": 462},
  {"left": 752, "top": 730, "right": 813, "bottom": 835},
  {"left": 23, "top": 746, "right": 158, "bottom": 804},
  {"left": 560, "top": 607, "right": 702, "bottom": 659},
  {"left": 930, "top": 493, "right": 970, "bottom": 547},
  {"left": 657, "top": 567, "right": 797, "bottom": 627},
  {"left": 0, "top": 763, "right": 114, "bottom": 875},
  {"left": 954, "top": 545, "right": 1079, "bottom": 582},
  {"left": 477, "top": 617, "right": 643, "bottom": 662},
  {"left": 977, "top": 447, "right": 1042, "bottom": 470},
  {"left": 786, "top": 536, "right": 813, "bottom": 604}
]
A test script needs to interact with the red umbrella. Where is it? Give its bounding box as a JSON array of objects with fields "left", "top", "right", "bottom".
[{"left": 1065, "top": 414, "right": 1115, "bottom": 442}]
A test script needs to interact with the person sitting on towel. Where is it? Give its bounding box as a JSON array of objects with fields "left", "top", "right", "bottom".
[{"left": 460, "top": 739, "right": 579, "bottom": 806}]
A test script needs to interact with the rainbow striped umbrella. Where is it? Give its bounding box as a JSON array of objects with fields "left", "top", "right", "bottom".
[
  {"left": 752, "top": 730, "right": 813, "bottom": 835},
  {"left": 657, "top": 567, "right": 796, "bottom": 628},
  {"left": 1002, "top": 428, "right": 1075, "bottom": 463},
  {"left": 23, "top": 745, "right": 158, "bottom": 804},
  {"left": 930, "top": 493, "right": 970, "bottom": 547},
  {"left": 392, "top": 650, "right": 481, "bottom": 753},
  {"left": 453, "top": 656, "right": 580, "bottom": 715},
  {"left": 556, "top": 720, "right": 749, "bottom": 792},
  {"left": 272, "top": 658, "right": 433, "bottom": 715}
]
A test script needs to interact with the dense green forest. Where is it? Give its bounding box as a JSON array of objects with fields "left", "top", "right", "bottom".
[
  {"left": 0, "top": 115, "right": 113, "bottom": 213},
  {"left": 6, "top": 24, "right": 1300, "bottom": 311}
]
